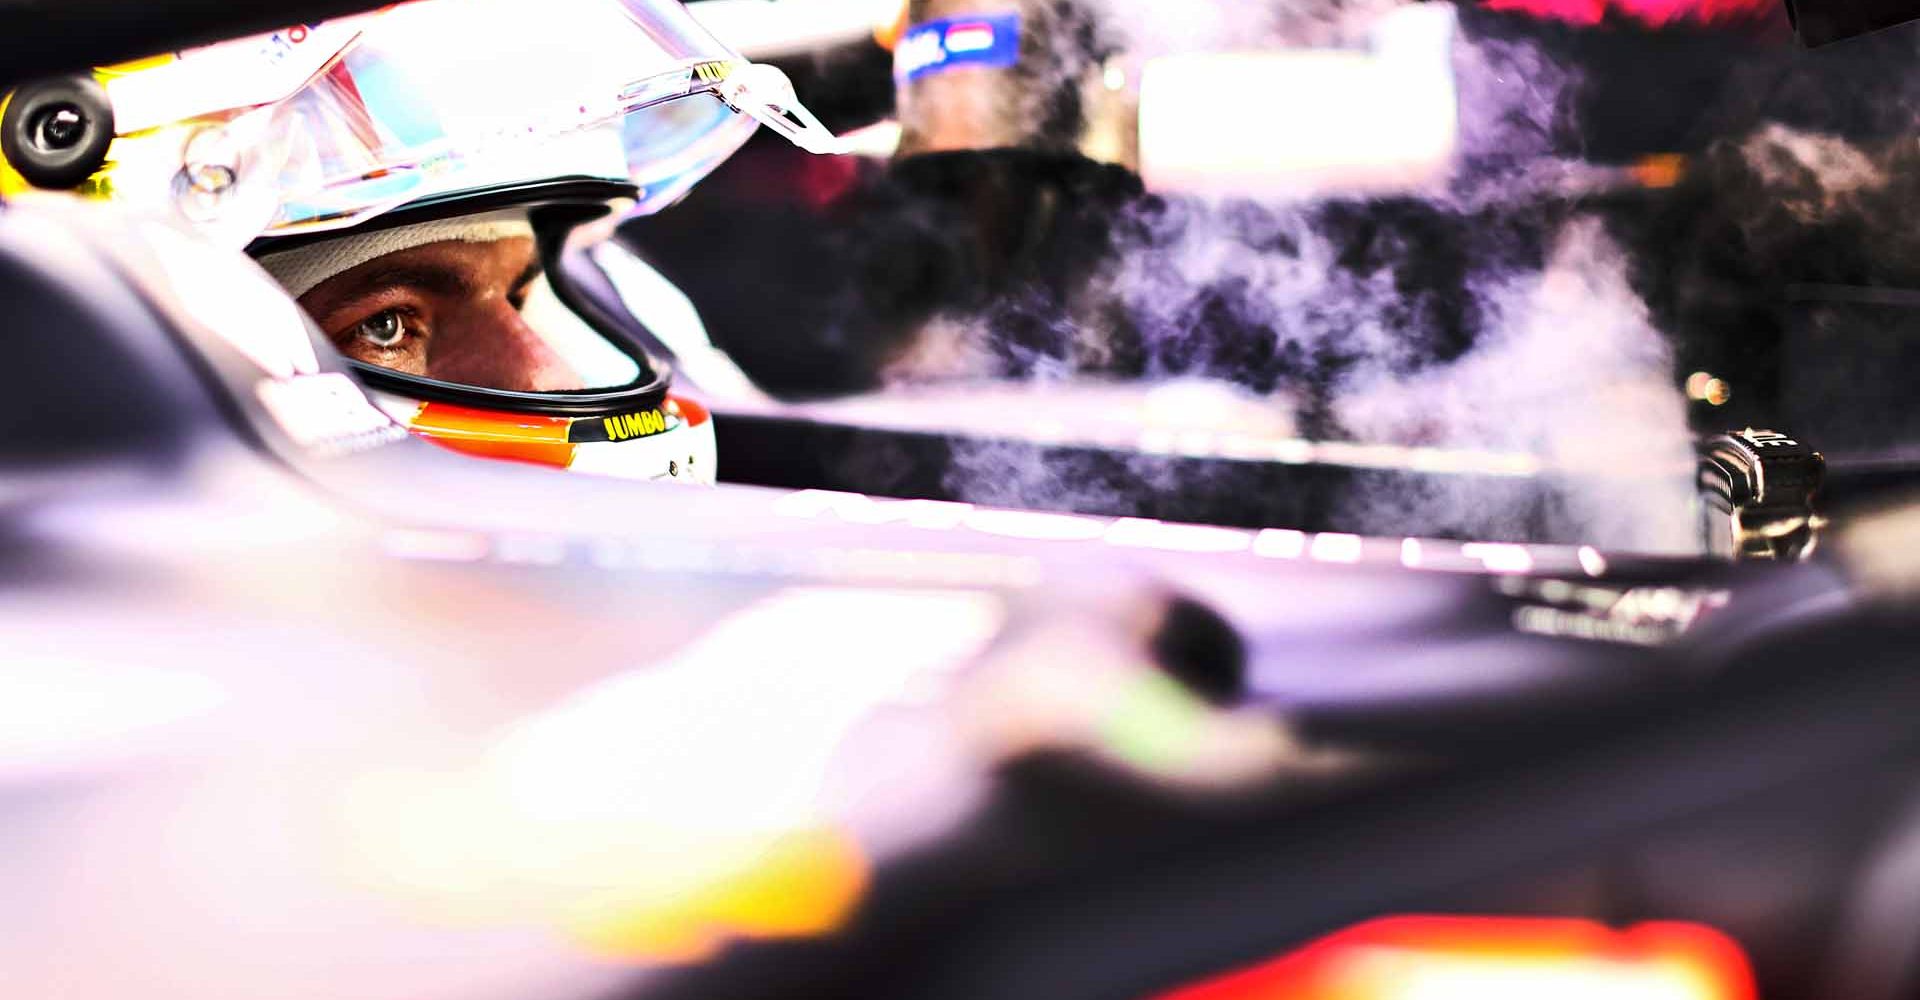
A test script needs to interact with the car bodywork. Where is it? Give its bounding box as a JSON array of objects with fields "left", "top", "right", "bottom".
[{"left": 7, "top": 1, "right": 1920, "bottom": 998}]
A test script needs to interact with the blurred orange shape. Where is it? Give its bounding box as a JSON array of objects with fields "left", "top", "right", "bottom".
[
  {"left": 1631, "top": 154, "right": 1688, "bottom": 189},
  {"left": 561, "top": 827, "right": 870, "bottom": 962}
]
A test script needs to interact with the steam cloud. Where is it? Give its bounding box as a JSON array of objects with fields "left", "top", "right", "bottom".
[
  {"left": 1738, "top": 123, "right": 1891, "bottom": 223},
  {"left": 918, "top": 1, "right": 1703, "bottom": 553},
  {"left": 1628, "top": 114, "right": 1920, "bottom": 457},
  {"left": 1335, "top": 218, "right": 1699, "bottom": 551}
]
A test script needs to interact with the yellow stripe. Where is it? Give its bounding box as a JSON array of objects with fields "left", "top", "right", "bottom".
[
  {"left": 98, "top": 54, "right": 176, "bottom": 79},
  {"left": 0, "top": 91, "right": 24, "bottom": 198}
]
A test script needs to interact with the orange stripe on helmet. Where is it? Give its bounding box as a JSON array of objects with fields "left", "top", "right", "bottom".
[
  {"left": 666, "top": 394, "right": 709, "bottom": 427},
  {"left": 410, "top": 401, "right": 576, "bottom": 468}
]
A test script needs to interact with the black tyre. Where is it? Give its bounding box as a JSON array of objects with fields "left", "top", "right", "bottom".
[{"left": 2, "top": 75, "right": 114, "bottom": 190}]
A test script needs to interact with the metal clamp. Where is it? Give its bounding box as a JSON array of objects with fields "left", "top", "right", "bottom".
[{"left": 1698, "top": 428, "right": 1826, "bottom": 561}]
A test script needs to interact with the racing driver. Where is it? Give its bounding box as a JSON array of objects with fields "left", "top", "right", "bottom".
[{"left": 0, "top": 0, "right": 842, "bottom": 480}]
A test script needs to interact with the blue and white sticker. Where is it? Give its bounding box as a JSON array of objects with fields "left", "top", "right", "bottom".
[{"left": 894, "top": 13, "right": 1022, "bottom": 83}]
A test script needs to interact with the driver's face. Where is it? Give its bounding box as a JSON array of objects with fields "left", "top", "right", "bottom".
[{"left": 299, "top": 237, "right": 584, "bottom": 392}]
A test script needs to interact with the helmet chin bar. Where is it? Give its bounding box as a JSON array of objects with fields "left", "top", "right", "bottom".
[{"left": 718, "top": 62, "right": 849, "bottom": 156}]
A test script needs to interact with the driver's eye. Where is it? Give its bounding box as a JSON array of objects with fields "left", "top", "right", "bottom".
[{"left": 353, "top": 310, "right": 408, "bottom": 349}]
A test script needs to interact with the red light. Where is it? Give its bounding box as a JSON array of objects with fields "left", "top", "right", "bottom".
[
  {"left": 1479, "top": 0, "right": 1777, "bottom": 27},
  {"left": 1151, "top": 916, "right": 1756, "bottom": 1000}
]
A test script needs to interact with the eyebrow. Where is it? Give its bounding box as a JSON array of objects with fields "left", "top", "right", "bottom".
[
  {"left": 312, "top": 254, "right": 545, "bottom": 320},
  {"left": 346, "top": 262, "right": 478, "bottom": 301},
  {"left": 369, "top": 258, "right": 542, "bottom": 298}
]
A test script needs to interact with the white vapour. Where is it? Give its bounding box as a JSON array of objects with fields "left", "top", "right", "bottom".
[
  {"left": 1107, "top": 196, "right": 1414, "bottom": 378},
  {"left": 1741, "top": 123, "right": 1891, "bottom": 223},
  {"left": 912, "top": 1, "right": 1702, "bottom": 552},
  {"left": 1335, "top": 218, "right": 1699, "bottom": 552},
  {"left": 929, "top": 206, "right": 1699, "bottom": 551},
  {"left": 1444, "top": 27, "right": 1591, "bottom": 207}
]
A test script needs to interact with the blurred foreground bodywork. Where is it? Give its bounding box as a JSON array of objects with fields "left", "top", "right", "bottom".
[
  {"left": 5, "top": 196, "right": 1920, "bottom": 1000},
  {"left": 11, "top": 1, "right": 1920, "bottom": 998}
]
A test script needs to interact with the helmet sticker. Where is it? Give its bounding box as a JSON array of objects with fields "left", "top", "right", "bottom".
[{"left": 572, "top": 407, "right": 679, "bottom": 443}]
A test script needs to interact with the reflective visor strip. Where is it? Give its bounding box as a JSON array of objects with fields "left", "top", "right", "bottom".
[
  {"left": 71, "top": 11, "right": 840, "bottom": 236},
  {"left": 82, "top": 2, "right": 839, "bottom": 235},
  {"left": 405, "top": 395, "right": 710, "bottom": 470},
  {"left": 103, "top": 21, "right": 371, "bottom": 134}
]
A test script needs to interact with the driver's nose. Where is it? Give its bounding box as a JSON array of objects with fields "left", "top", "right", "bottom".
[{"left": 430, "top": 300, "right": 583, "bottom": 392}]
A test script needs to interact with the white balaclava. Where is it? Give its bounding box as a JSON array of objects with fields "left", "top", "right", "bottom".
[{"left": 256, "top": 209, "right": 535, "bottom": 299}]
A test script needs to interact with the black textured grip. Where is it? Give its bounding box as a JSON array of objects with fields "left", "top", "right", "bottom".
[{"left": 2, "top": 74, "right": 113, "bottom": 189}]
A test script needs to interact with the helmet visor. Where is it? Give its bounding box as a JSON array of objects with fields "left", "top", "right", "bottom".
[{"left": 105, "top": 0, "right": 833, "bottom": 242}]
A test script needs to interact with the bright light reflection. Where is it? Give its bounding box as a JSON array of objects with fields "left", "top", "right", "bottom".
[
  {"left": 1273, "top": 439, "right": 1317, "bottom": 463},
  {"left": 773, "top": 489, "right": 1602, "bottom": 578},
  {"left": 1338, "top": 949, "right": 1734, "bottom": 1000},
  {"left": 342, "top": 587, "right": 1005, "bottom": 961},
  {"left": 1253, "top": 529, "right": 1308, "bottom": 559},
  {"left": 0, "top": 659, "right": 227, "bottom": 781},
  {"left": 963, "top": 508, "right": 1110, "bottom": 542},
  {"left": 1107, "top": 518, "right": 1254, "bottom": 554},
  {"left": 382, "top": 528, "right": 492, "bottom": 562},
  {"left": 1310, "top": 533, "right": 1365, "bottom": 564},
  {"left": 1462, "top": 542, "right": 1536, "bottom": 574},
  {"left": 1153, "top": 917, "right": 1756, "bottom": 1000}
]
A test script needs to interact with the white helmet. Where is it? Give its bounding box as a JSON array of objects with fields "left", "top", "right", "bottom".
[{"left": 3, "top": 0, "right": 840, "bottom": 480}]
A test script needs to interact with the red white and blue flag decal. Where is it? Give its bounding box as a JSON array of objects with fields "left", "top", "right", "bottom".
[{"left": 894, "top": 12, "right": 1022, "bottom": 83}]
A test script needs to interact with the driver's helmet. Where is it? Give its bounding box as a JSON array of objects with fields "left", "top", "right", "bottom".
[{"left": 0, "top": 0, "right": 840, "bottom": 481}]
